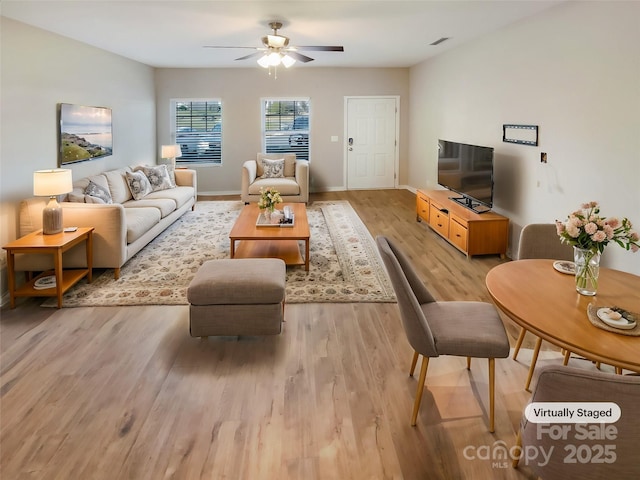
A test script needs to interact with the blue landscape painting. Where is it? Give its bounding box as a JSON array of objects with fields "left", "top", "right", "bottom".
[{"left": 59, "top": 103, "right": 112, "bottom": 164}]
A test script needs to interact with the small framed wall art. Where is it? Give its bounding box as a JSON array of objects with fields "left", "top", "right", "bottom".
[
  {"left": 502, "top": 124, "right": 538, "bottom": 146},
  {"left": 58, "top": 103, "right": 113, "bottom": 165}
]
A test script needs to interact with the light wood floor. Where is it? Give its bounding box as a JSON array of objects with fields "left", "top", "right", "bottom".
[{"left": 2, "top": 189, "right": 603, "bottom": 479}]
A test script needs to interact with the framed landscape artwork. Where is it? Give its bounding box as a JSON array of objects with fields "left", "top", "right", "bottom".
[{"left": 58, "top": 103, "right": 113, "bottom": 165}]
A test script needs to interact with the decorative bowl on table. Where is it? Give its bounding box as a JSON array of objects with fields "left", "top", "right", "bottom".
[{"left": 596, "top": 307, "right": 637, "bottom": 330}]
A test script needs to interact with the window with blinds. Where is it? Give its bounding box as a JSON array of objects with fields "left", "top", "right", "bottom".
[
  {"left": 172, "top": 100, "right": 222, "bottom": 165},
  {"left": 263, "top": 99, "right": 310, "bottom": 161}
]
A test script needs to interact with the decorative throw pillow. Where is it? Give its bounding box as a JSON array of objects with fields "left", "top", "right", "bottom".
[
  {"left": 262, "top": 158, "right": 285, "bottom": 178},
  {"left": 142, "top": 164, "right": 175, "bottom": 192},
  {"left": 84, "top": 180, "right": 113, "bottom": 204},
  {"left": 125, "top": 171, "right": 152, "bottom": 200},
  {"left": 84, "top": 195, "right": 107, "bottom": 204},
  {"left": 67, "top": 187, "right": 86, "bottom": 203},
  {"left": 164, "top": 163, "right": 177, "bottom": 186}
]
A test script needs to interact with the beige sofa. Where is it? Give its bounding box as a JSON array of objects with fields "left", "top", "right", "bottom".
[
  {"left": 241, "top": 153, "right": 309, "bottom": 204},
  {"left": 17, "top": 166, "right": 197, "bottom": 279}
]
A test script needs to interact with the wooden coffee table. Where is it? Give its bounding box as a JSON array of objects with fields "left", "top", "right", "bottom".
[{"left": 229, "top": 203, "right": 310, "bottom": 270}]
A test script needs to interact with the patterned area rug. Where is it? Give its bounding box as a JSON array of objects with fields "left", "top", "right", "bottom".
[{"left": 45, "top": 201, "right": 396, "bottom": 307}]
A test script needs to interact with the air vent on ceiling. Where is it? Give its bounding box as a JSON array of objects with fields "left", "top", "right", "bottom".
[{"left": 430, "top": 37, "right": 450, "bottom": 46}]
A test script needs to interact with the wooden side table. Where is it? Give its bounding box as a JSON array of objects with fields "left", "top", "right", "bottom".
[{"left": 3, "top": 227, "right": 94, "bottom": 308}]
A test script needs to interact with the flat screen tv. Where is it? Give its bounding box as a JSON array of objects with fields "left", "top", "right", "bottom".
[{"left": 437, "top": 139, "right": 494, "bottom": 213}]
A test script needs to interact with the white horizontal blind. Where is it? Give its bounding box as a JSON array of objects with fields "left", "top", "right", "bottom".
[
  {"left": 263, "top": 99, "right": 310, "bottom": 161},
  {"left": 172, "top": 100, "right": 222, "bottom": 165}
]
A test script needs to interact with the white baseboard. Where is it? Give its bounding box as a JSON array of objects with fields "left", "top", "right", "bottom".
[
  {"left": 311, "top": 186, "right": 347, "bottom": 193},
  {"left": 197, "top": 190, "right": 241, "bottom": 196},
  {"left": 196, "top": 185, "right": 416, "bottom": 197}
]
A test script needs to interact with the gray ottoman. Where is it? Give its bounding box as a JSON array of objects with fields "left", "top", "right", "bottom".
[{"left": 187, "top": 258, "right": 286, "bottom": 336}]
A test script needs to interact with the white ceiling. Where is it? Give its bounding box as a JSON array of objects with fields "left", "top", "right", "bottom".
[{"left": 2, "top": 0, "right": 563, "bottom": 69}]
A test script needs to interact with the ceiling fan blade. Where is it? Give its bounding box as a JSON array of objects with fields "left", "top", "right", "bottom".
[
  {"left": 235, "top": 51, "right": 263, "bottom": 61},
  {"left": 287, "top": 51, "right": 315, "bottom": 63},
  {"left": 294, "top": 46, "right": 344, "bottom": 52},
  {"left": 203, "top": 46, "right": 260, "bottom": 49}
]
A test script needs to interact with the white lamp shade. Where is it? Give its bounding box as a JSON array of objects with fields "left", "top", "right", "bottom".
[
  {"left": 257, "top": 54, "right": 270, "bottom": 68},
  {"left": 161, "top": 144, "right": 182, "bottom": 158},
  {"left": 267, "top": 52, "right": 282, "bottom": 66},
  {"left": 281, "top": 54, "right": 296, "bottom": 68},
  {"left": 33, "top": 169, "right": 73, "bottom": 196}
]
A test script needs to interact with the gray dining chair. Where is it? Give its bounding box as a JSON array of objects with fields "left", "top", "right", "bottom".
[
  {"left": 376, "top": 236, "right": 510, "bottom": 432},
  {"left": 516, "top": 223, "right": 573, "bottom": 263},
  {"left": 513, "top": 224, "right": 575, "bottom": 389},
  {"left": 513, "top": 365, "right": 640, "bottom": 479}
]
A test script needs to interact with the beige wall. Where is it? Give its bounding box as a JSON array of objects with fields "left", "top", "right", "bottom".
[
  {"left": 154, "top": 68, "right": 409, "bottom": 194},
  {"left": 0, "top": 17, "right": 156, "bottom": 292},
  {"left": 408, "top": 1, "right": 640, "bottom": 274}
]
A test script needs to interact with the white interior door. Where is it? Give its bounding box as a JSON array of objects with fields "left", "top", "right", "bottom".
[{"left": 346, "top": 97, "right": 397, "bottom": 189}]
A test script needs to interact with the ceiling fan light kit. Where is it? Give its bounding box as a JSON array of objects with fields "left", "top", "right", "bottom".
[
  {"left": 281, "top": 54, "right": 296, "bottom": 68},
  {"left": 204, "top": 21, "right": 344, "bottom": 78},
  {"left": 257, "top": 51, "right": 296, "bottom": 68}
]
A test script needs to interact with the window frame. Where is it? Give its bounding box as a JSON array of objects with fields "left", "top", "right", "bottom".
[
  {"left": 170, "top": 98, "right": 223, "bottom": 166},
  {"left": 261, "top": 97, "right": 310, "bottom": 162}
]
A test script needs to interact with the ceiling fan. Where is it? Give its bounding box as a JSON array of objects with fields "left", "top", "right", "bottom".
[{"left": 204, "top": 21, "right": 344, "bottom": 69}]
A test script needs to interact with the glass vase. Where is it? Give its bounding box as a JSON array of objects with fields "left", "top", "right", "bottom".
[{"left": 573, "top": 246, "right": 601, "bottom": 296}]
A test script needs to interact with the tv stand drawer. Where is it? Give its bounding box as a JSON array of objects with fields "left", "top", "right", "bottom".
[
  {"left": 429, "top": 204, "right": 449, "bottom": 237},
  {"left": 416, "top": 191, "right": 430, "bottom": 223},
  {"left": 449, "top": 218, "right": 468, "bottom": 251}
]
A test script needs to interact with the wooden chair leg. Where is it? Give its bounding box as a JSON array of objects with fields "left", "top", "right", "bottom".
[
  {"left": 512, "top": 430, "right": 522, "bottom": 468},
  {"left": 489, "top": 358, "right": 496, "bottom": 432},
  {"left": 563, "top": 349, "right": 571, "bottom": 366},
  {"left": 513, "top": 327, "right": 526, "bottom": 360},
  {"left": 409, "top": 350, "right": 419, "bottom": 377},
  {"left": 411, "top": 357, "right": 429, "bottom": 426},
  {"left": 525, "top": 337, "right": 542, "bottom": 392},
  {"left": 467, "top": 356, "right": 471, "bottom": 370}
]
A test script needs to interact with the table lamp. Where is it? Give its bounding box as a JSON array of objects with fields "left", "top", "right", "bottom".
[
  {"left": 161, "top": 144, "right": 182, "bottom": 167},
  {"left": 33, "top": 169, "right": 73, "bottom": 234}
]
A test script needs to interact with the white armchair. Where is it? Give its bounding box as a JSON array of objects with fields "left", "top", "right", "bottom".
[{"left": 241, "top": 153, "right": 309, "bottom": 204}]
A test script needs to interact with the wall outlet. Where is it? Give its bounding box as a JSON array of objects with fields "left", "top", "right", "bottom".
[{"left": 331, "top": 136, "right": 338, "bottom": 142}]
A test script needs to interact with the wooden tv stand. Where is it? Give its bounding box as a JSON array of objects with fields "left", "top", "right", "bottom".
[{"left": 416, "top": 189, "right": 508, "bottom": 258}]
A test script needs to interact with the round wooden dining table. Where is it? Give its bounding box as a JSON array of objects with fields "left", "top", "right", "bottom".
[{"left": 486, "top": 259, "right": 640, "bottom": 388}]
